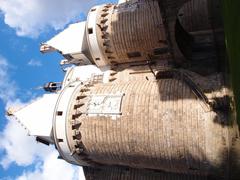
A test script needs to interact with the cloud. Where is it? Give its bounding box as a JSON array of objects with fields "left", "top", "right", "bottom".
[
  {"left": 0, "top": 57, "right": 43, "bottom": 169},
  {"left": 27, "top": 59, "right": 42, "bottom": 67},
  {"left": 0, "top": 115, "right": 84, "bottom": 180},
  {"left": 0, "top": 56, "right": 17, "bottom": 103},
  {"left": 16, "top": 150, "right": 82, "bottom": 180},
  {"left": 0, "top": 0, "right": 115, "bottom": 38},
  {"left": 0, "top": 116, "right": 49, "bottom": 168},
  {"left": 0, "top": 56, "right": 85, "bottom": 179}
]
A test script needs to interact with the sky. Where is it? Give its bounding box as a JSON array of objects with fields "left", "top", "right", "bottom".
[{"left": 0, "top": 0, "right": 117, "bottom": 179}]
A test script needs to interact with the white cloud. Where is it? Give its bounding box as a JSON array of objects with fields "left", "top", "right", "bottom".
[
  {"left": 27, "top": 59, "right": 42, "bottom": 67},
  {"left": 0, "top": 115, "right": 84, "bottom": 180},
  {"left": 0, "top": 57, "right": 44, "bottom": 168},
  {"left": 0, "top": 56, "right": 17, "bottom": 103},
  {"left": 0, "top": 56, "right": 85, "bottom": 179},
  {"left": 0, "top": 116, "right": 49, "bottom": 168},
  {"left": 16, "top": 150, "right": 82, "bottom": 180},
  {"left": 0, "top": 0, "right": 110, "bottom": 38}
]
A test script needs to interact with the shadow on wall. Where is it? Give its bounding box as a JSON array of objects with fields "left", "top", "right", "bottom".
[
  {"left": 76, "top": 1, "right": 240, "bottom": 179},
  {"left": 83, "top": 142, "right": 240, "bottom": 180},
  {"left": 109, "top": 0, "right": 233, "bottom": 129}
]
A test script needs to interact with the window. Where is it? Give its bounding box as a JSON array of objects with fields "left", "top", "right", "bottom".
[
  {"left": 88, "top": 28, "right": 93, "bottom": 34},
  {"left": 57, "top": 111, "right": 63, "bottom": 116},
  {"left": 127, "top": 51, "right": 141, "bottom": 58},
  {"left": 153, "top": 47, "right": 169, "bottom": 55}
]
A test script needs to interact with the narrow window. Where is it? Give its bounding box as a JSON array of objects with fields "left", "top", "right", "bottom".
[
  {"left": 127, "top": 51, "right": 141, "bottom": 58},
  {"left": 58, "top": 139, "right": 63, "bottom": 142},
  {"left": 153, "top": 47, "right": 169, "bottom": 55},
  {"left": 88, "top": 28, "right": 93, "bottom": 34},
  {"left": 57, "top": 111, "right": 63, "bottom": 116}
]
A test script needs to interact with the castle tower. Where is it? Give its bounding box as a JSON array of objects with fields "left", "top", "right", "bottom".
[{"left": 8, "top": 0, "right": 240, "bottom": 179}]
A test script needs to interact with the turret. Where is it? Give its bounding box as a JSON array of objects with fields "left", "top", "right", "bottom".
[{"left": 8, "top": 0, "right": 240, "bottom": 179}]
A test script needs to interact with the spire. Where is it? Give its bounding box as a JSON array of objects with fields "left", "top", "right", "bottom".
[{"left": 7, "top": 94, "right": 59, "bottom": 143}]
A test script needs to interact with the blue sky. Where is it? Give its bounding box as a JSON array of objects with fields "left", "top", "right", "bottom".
[{"left": 0, "top": 0, "right": 117, "bottom": 179}]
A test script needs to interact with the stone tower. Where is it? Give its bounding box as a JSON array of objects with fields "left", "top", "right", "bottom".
[{"left": 8, "top": 0, "right": 240, "bottom": 179}]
